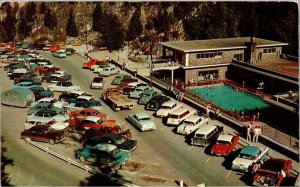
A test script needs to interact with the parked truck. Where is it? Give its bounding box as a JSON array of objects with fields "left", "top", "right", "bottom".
[{"left": 101, "top": 88, "right": 134, "bottom": 111}]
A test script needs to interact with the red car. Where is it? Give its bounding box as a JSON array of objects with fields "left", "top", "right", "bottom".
[
  {"left": 69, "top": 108, "right": 107, "bottom": 121},
  {"left": 83, "top": 59, "right": 107, "bottom": 69},
  {"left": 210, "top": 134, "right": 239, "bottom": 156},
  {"left": 50, "top": 44, "right": 61, "bottom": 52},
  {"left": 253, "top": 158, "right": 293, "bottom": 187},
  {"left": 84, "top": 126, "right": 132, "bottom": 141},
  {"left": 69, "top": 116, "right": 117, "bottom": 130}
]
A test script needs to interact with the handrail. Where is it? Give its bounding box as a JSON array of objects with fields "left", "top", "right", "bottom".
[{"left": 25, "top": 140, "right": 136, "bottom": 187}]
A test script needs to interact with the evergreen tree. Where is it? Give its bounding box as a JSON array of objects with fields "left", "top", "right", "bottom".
[
  {"left": 40, "top": 2, "right": 47, "bottom": 14},
  {"left": 44, "top": 8, "right": 57, "bottom": 29},
  {"left": 18, "top": 8, "right": 31, "bottom": 38},
  {"left": 92, "top": 3, "right": 105, "bottom": 32},
  {"left": 153, "top": 10, "right": 170, "bottom": 33},
  {"left": 127, "top": 7, "right": 143, "bottom": 41},
  {"left": 66, "top": 10, "right": 78, "bottom": 37},
  {"left": 100, "top": 13, "right": 125, "bottom": 50},
  {"left": 2, "top": 3, "right": 16, "bottom": 42},
  {"left": 25, "top": 2, "right": 36, "bottom": 23}
]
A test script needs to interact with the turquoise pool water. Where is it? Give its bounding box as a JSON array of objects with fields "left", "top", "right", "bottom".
[{"left": 189, "top": 84, "right": 269, "bottom": 113}]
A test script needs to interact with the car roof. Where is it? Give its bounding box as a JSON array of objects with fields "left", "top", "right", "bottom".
[
  {"left": 77, "top": 95, "right": 93, "bottom": 100},
  {"left": 217, "top": 134, "right": 233, "bottom": 142},
  {"left": 93, "top": 143, "right": 117, "bottom": 152},
  {"left": 84, "top": 116, "right": 101, "bottom": 122},
  {"left": 35, "top": 103, "right": 52, "bottom": 107},
  {"left": 28, "top": 125, "right": 50, "bottom": 131},
  {"left": 18, "top": 81, "right": 33, "bottom": 85},
  {"left": 54, "top": 71, "right": 66, "bottom": 74},
  {"left": 81, "top": 108, "right": 97, "bottom": 113},
  {"left": 136, "top": 85, "right": 148, "bottom": 90},
  {"left": 170, "top": 107, "right": 190, "bottom": 115},
  {"left": 195, "top": 124, "right": 217, "bottom": 134},
  {"left": 240, "top": 146, "right": 261, "bottom": 155},
  {"left": 27, "top": 117, "right": 54, "bottom": 123},
  {"left": 162, "top": 101, "right": 177, "bottom": 107},
  {"left": 134, "top": 112, "right": 150, "bottom": 119},
  {"left": 36, "top": 109, "right": 57, "bottom": 114},
  {"left": 69, "top": 90, "right": 85, "bottom": 95},
  {"left": 38, "top": 97, "right": 56, "bottom": 102},
  {"left": 184, "top": 115, "right": 202, "bottom": 123},
  {"left": 143, "top": 90, "right": 156, "bottom": 94},
  {"left": 128, "top": 82, "right": 139, "bottom": 87},
  {"left": 93, "top": 77, "right": 103, "bottom": 81}
]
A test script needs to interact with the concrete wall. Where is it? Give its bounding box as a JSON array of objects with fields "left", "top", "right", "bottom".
[
  {"left": 257, "top": 47, "right": 281, "bottom": 60},
  {"left": 188, "top": 49, "right": 244, "bottom": 66}
]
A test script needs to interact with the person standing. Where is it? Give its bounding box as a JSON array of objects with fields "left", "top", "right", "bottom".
[
  {"left": 247, "top": 123, "right": 252, "bottom": 142},
  {"left": 253, "top": 126, "right": 262, "bottom": 143},
  {"left": 206, "top": 104, "right": 211, "bottom": 118}
]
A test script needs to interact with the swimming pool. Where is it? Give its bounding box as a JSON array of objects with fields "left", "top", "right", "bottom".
[{"left": 189, "top": 84, "right": 269, "bottom": 113}]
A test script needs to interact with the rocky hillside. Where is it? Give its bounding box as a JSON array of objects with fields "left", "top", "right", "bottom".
[{"left": 0, "top": 2, "right": 298, "bottom": 56}]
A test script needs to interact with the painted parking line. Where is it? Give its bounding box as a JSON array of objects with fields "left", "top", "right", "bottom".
[
  {"left": 205, "top": 156, "right": 212, "bottom": 163},
  {"left": 227, "top": 170, "right": 232, "bottom": 178},
  {"left": 188, "top": 146, "right": 194, "bottom": 151}
]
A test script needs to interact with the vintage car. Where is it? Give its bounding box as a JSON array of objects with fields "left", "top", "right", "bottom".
[
  {"left": 83, "top": 59, "right": 106, "bottom": 69},
  {"left": 27, "top": 103, "right": 63, "bottom": 115},
  {"left": 231, "top": 146, "right": 269, "bottom": 173},
  {"left": 52, "top": 50, "right": 66, "bottom": 58},
  {"left": 90, "top": 77, "right": 104, "bottom": 89},
  {"left": 58, "top": 91, "right": 87, "bottom": 102},
  {"left": 34, "top": 90, "right": 54, "bottom": 101},
  {"left": 252, "top": 158, "right": 293, "bottom": 187},
  {"left": 129, "top": 85, "right": 153, "bottom": 99},
  {"left": 145, "top": 95, "right": 171, "bottom": 111},
  {"left": 84, "top": 134, "right": 137, "bottom": 152},
  {"left": 63, "top": 101, "right": 102, "bottom": 114},
  {"left": 155, "top": 101, "right": 183, "bottom": 117},
  {"left": 167, "top": 108, "right": 196, "bottom": 126},
  {"left": 111, "top": 74, "right": 127, "bottom": 85},
  {"left": 35, "top": 64, "right": 55, "bottom": 71},
  {"left": 210, "top": 134, "right": 239, "bottom": 156},
  {"left": 48, "top": 81, "right": 81, "bottom": 92},
  {"left": 65, "top": 48, "right": 76, "bottom": 55},
  {"left": 128, "top": 112, "right": 156, "bottom": 131},
  {"left": 69, "top": 108, "right": 107, "bottom": 122},
  {"left": 69, "top": 95, "right": 101, "bottom": 106},
  {"left": 138, "top": 90, "right": 160, "bottom": 105},
  {"left": 177, "top": 115, "right": 208, "bottom": 135},
  {"left": 75, "top": 143, "right": 131, "bottom": 168},
  {"left": 11, "top": 81, "right": 42, "bottom": 90},
  {"left": 69, "top": 116, "right": 116, "bottom": 130},
  {"left": 98, "top": 66, "right": 119, "bottom": 77},
  {"left": 21, "top": 125, "right": 65, "bottom": 144},
  {"left": 121, "top": 82, "right": 148, "bottom": 95},
  {"left": 31, "top": 97, "right": 67, "bottom": 108},
  {"left": 42, "top": 73, "right": 71, "bottom": 83},
  {"left": 93, "top": 64, "right": 111, "bottom": 73},
  {"left": 24, "top": 118, "right": 69, "bottom": 131},
  {"left": 27, "top": 109, "right": 69, "bottom": 122},
  {"left": 191, "top": 124, "right": 224, "bottom": 147},
  {"left": 84, "top": 127, "right": 132, "bottom": 141}
]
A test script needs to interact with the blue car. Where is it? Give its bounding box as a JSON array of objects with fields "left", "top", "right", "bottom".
[
  {"left": 12, "top": 81, "right": 43, "bottom": 90},
  {"left": 128, "top": 112, "right": 156, "bottom": 131},
  {"left": 231, "top": 146, "right": 269, "bottom": 173}
]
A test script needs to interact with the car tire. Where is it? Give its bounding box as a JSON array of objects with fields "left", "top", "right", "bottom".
[
  {"left": 112, "top": 104, "right": 117, "bottom": 111},
  {"left": 49, "top": 139, "right": 55, "bottom": 145},
  {"left": 79, "top": 156, "right": 86, "bottom": 163}
]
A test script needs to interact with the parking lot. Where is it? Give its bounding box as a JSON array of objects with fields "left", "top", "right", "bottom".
[{"left": 1, "top": 50, "right": 299, "bottom": 186}]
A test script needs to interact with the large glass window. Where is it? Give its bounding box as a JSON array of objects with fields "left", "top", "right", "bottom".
[
  {"left": 263, "top": 48, "right": 276, "bottom": 53},
  {"left": 196, "top": 52, "right": 223, "bottom": 59}
]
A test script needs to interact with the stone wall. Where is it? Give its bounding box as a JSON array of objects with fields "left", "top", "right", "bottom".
[
  {"left": 257, "top": 47, "right": 281, "bottom": 60},
  {"left": 184, "top": 66, "right": 228, "bottom": 83},
  {"left": 188, "top": 49, "right": 244, "bottom": 66}
]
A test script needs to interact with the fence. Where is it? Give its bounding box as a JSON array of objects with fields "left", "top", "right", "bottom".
[{"left": 25, "top": 140, "right": 136, "bottom": 187}]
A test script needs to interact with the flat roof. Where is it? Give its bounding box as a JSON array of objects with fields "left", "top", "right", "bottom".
[
  {"left": 161, "top": 37, "right": 288, "bottom": 53},
  {"left": 256, "top": 59, "right": 299, "bottom": 78}
]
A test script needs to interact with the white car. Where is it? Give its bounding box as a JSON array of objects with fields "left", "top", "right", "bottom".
[
  {"left": 90, "top": 77, "right": 104, "bottom": 89},
  {"left": 93, "top": 64, "right": 110, "bottom": 72},
  {"left": 231, "top": 146, "right": 269, "bottom": 173},
  {"left": 31, "top": 97, "right": 67, "bottom": 108},
  {"left": 177, "top": 115, "right": 208, "bottom": 135},
  {"left": 24, "top": 118, "right": 69, "bottom": 131},
  {"left": 52, "top": 71, "right": 67, "bottom": 76},
  {"left": 98, "top": 66, "right": 119, "bottom": 77},
  {"left": 48, "top": 81, "right": 81, "bottom": 92},
  {"left": 155, "top": 101, "right": 183, "bottom": 117},
  {"left": 26, "top": 110, "right": 69, "bottom": 123},
  {"left": 63, "top": 102, "right": 102, "bottom": 114},
  {"left": 53, "top": 51, "right": 67, "bottom": 58},
  {"left": 166, "top": 108, "right": 196, "bottom": 126}
]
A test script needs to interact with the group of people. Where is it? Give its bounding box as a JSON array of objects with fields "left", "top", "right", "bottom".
[{"left": 247, "top": 123, "right": 262, "bottom": 143}]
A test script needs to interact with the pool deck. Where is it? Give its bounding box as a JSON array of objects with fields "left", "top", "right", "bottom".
[{"left": 87, "top": 50, "right": 299, "bottom": 161}]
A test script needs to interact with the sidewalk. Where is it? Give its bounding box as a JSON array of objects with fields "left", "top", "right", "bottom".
[{"left": 87, "top": 50, "right": 299, "bottom": 163}]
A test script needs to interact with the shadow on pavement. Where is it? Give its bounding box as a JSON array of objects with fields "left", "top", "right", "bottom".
[{"left": 1, "top": 137, "right": 14, "bottom": 186}]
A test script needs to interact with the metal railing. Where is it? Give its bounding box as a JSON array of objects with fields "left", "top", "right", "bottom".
[{"left": 25, "top": 140, "right": 136, "bottom": 187}]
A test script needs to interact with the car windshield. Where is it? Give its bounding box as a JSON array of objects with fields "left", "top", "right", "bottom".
[
  {"left": 183, "top": 121, "right": 195, "bottom": 126},
  {"left": 195, "top": 134, "right": 205, "bottom": 138},
  {"left": 216, "top": 140, "right": 231, "bottom": 145},
  {"left": 96, "top": 119, "right": 104, "bottom": 124},
  {"left": 110, "top": 148, "right": 120, "bottom": 156},
  {"left": 161, "top": 106, "right": 171, "bottom": 109},
  {"left": 238, "top": 153, "right": 255, "bottom": 160},
  {"left": 139, "top": 117, "right": 150, "bottom": 121},
  {"left": 92, "top": 112, "right": 99, "bottom": 116}
]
